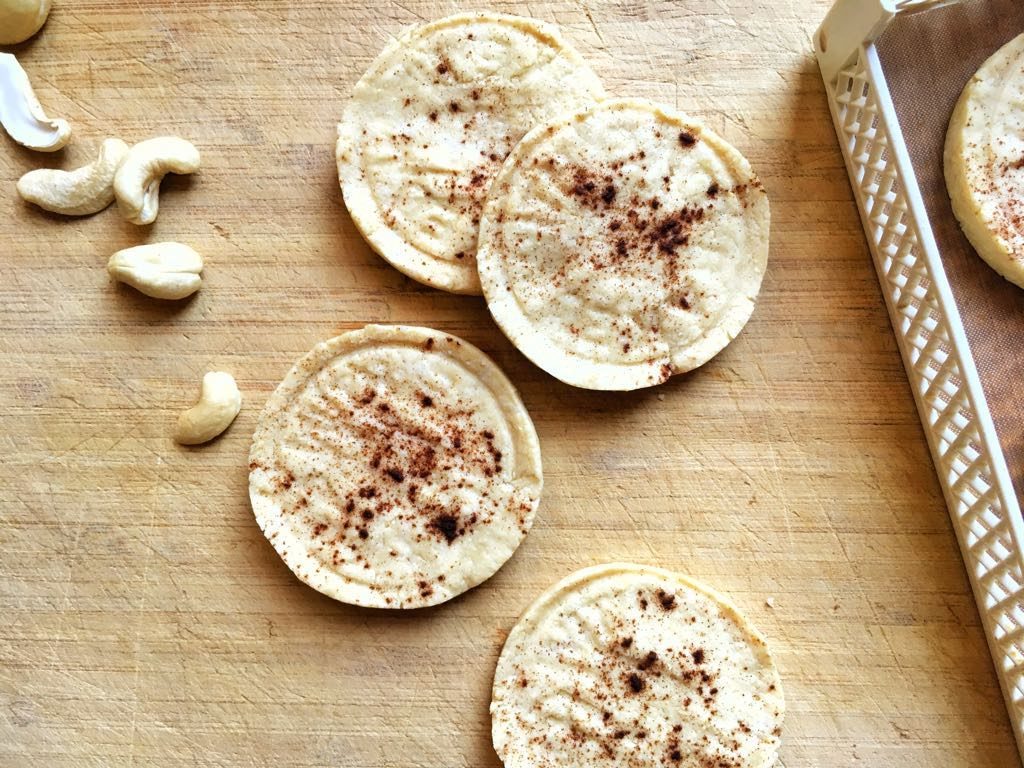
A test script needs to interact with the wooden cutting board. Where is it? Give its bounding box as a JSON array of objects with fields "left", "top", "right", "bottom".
[{"left": 0, "top": 1, "right": 1016, "bottom": 766}]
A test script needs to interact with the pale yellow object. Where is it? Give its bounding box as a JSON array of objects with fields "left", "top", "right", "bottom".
[
  {"left": 336, "top": 13, "right": 604, "bottom": 294},
  {"left": 0, "top": 52, "right": 69, "bottom": 151},
  {"left": 107, "top": 242, "right": 203, "bottom": 300},
  {"left": 477, "top": 98, "right": 770, "bottom": 391},
  {"left": 0, "top": 0, "right": 51, "bottom": 45},
  {"left": 17, "top": 138, "right": 129, "bottom": 215},
  {"left": 249, "top": 324, "right": 543, "bottom": 609},
  {"left": 491, "top": 563, "right": 785, "bottom": 768},
  {"left": 174, "top": 371, "right": 242, "bottom": 445},
  {"left": 114, "top": 136, "right": 200, "bottom": 225},
  {"left": 944, "top": 33, "right": 1024, "bottom": 289}
]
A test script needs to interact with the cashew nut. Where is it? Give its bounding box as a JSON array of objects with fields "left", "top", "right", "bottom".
[
  {"left": 0, "top": 0, "right": 51, "bottom": 46},
  {"left": 107, "top": 242, "right": 203, "bottom": 300},
  {"left": 174, "top": 371, "right": 242, "bottom": 445},
  {"left": 114, "top": 137, "right": 200, "bottom": 225},
  {"left": 0, "top": 53, "right": 70, "bottom": 152},
  {"left": 17, "top": 138, "right": 130, "bottom": 215}
]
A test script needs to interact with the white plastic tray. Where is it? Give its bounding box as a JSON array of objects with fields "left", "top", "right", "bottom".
[{"left": 815, "top": 0, "right": 1024, "bottom": 760}]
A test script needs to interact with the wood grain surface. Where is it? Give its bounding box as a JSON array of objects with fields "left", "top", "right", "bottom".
[{"left": 0, "top": 1, "right": 1016, "bottom": 766}]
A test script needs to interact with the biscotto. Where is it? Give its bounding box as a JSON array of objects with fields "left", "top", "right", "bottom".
[
  {"left": 491, "top": 563, "right": 784, "bottom": 768},
  {"left": 248, "top": 325, "right": 543, "bottom": 609},
  {"left": 477, "top": 98, "right": 769, "bottom": 390}
]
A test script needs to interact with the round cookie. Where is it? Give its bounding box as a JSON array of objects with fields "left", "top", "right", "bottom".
[
  {"left": 477, "top": 98, "right": 769, "bottom": 390},
  {"left": 491, "top": 563, "right": 784, "bottom": 768},
  {"left": 336, "top": 13, "right": 605, "bottom": 295},
  {"left": 945, "top": 33, "right": 1024, "bottom": 289},
  {"left": 249, "top": 325, "right": 542, "bottom": 609}
]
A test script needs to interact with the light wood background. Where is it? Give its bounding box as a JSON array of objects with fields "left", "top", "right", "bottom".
[{"left": 0, "top": 1, "right": 1017, "bottom": 766}]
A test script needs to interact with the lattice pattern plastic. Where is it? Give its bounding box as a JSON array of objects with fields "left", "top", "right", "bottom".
[{"left": 824, "top": 36, "right": 1024, "bottom": 755}]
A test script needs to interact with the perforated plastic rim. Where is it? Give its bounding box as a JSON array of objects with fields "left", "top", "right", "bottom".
[{"left": 815, "top": 0, "right": 1024, "bottom": 760}]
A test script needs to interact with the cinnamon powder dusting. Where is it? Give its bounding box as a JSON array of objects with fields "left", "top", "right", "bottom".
[
  {"left": 991, "top": 154, "right": 1024, "bottom": 245},
  {"left": 314, "top": 391, "right": 505, "bottom": 554},
  {"left": 545, "top": 152, "right": 715, "bottom": 306}
]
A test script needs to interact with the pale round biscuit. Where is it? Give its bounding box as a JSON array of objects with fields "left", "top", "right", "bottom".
[
  {"left": 477, "top": 98, "right": 770, "bottom": 390},
  {"left": 249, "top": 325, "right": 542, "bottom": 609},
  {"left": 491, "top": 563, "right": 784, "bottom": 768},
  {"left": 336, "top": 13, "right": 605, "bottom": 295},
  {"left": 945, "top": 33, "right": 1024, "bottom": 289}
]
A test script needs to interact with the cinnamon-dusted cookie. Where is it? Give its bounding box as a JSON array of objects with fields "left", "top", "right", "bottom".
[
  {"left": 336, "top": 13, "right": 604, "bottom": 294},
  {"left": 249, "top": 325, "right": 542, "bottom": 609},
  {"left": 945, "top": 33, "right": 1024, "bottom": 288},
  {"left": 491, "top": 563, "right": 784, "bottom": 768},
  {"left": 477, "top": 98, "right": 769, "bottom": 390}
]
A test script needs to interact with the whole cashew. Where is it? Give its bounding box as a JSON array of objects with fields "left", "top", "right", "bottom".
[
  {"left": 174, "top": 371, "right": 242, "bottom": 445},
  {"left": 0, "top": 0, "right": 51, "bottom": 45},
  {"left": 107, "top": 242, "right": 203, "bottom": 300},
  {"left": 0, "top": 53, "right": 70, "bottom": 152},
  {"left": 17, "top": 138, "right": 130, "bottom": 215},
  {"left": 114, "top": 137, "right": 200, "bottom": 225}
]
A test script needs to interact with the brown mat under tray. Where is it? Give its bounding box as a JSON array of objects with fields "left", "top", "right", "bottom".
[{"left": 876, "top": 0, "right": 1024, "bottom": 502}]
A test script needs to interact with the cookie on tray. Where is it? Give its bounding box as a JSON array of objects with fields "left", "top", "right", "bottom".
[{"left": 945, "top": 32, "right": 1024, "bottom": 289}]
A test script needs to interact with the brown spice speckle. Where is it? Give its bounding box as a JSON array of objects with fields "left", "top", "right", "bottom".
[
  {"left": 429, "top": 513, "right": 460, "bottom": 544},
  {"left": 637, "top": 651, "right": 658, "bottom": 671}
]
